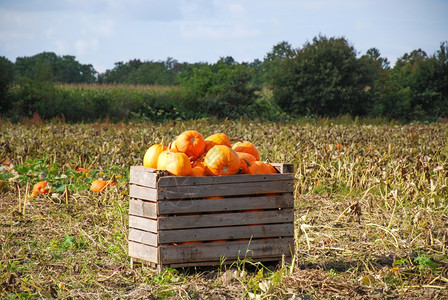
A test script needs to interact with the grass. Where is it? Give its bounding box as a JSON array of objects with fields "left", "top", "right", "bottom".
[{"left": 0, "top": 118, "right": 447, "bottom": 299}]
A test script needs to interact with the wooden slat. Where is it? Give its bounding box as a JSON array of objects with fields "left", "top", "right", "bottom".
[
  {"left": 129, "top": 165, "right": 294, "bottom": 188},
  {"left": 129, "top": 215, "right": 158, "bottom": 233},
  {"left": 129, "top": 166, "right": 158, "bottom": 188},
  {"left": 158, "top": 180, "right": 294, "bottom": 200},
  {"left": 129, "top": 184, "right": 158, "bottom": 201},
  {"left": 129, "top": 228, "right": 158, "bottom": 246},
  {"left": 128, "top": 241, "right": 158, "bottom": 263},
  {"left": 157, "top": 172, "right": 294, "bottom": 188},
  {"left": 157, "top": 193, "right": 294, "bottom": 215},
  {"left": 129, "top": 198, "right": 157, "bottom": 218},
  {"left": 159, "top": 237, "right": 294, "bottom": 264},
  {"left": 270, "top": 163, "right": 294, "bottom": 174},
  {"left": 158, "top": 209, "right": 294, "bottom": 230},
  {"left": 158, "top": 223, "right": 294, "bottom": 244},
  {"left": 168, "top": 256, "right": 286, "bottom": 268}
]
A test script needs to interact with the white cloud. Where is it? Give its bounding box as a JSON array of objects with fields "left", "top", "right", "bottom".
[
  {"left": 55, "top": 40, "right": 69, "bottom": 53},
  {"left": 94, "top": 19, "right": 114, "bottom": 37},
  {"left": 228, "top": 3, "right": 245, "bottom": 15},
  {"left": 180, "top": 24, "right": 259, "bottom": 40},
  {"left": 45, "top": 27, "right": 54, "bottom": 38},
  {"left": 74, "top": 39, "right": 88, "bottom": 55},
  {"left": 74, "top": 38, "right": 99, "bottom": 56},
  {"left": 180, "top": 1, "right": 259, "bottom": 40}
]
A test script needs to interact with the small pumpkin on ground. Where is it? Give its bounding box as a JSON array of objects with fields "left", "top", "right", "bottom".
[
  {"left": 29, "top": 181, "right": 50, "bottom": 197},
  {"left": 90, "top": 179, "right": 107, "bottom": 192},
  {"left": 90, "top": 178, "right": 117, "bottom": 192}
]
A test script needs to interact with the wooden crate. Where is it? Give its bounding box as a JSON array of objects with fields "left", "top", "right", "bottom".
[{"left": 128, "top": 163, "right": 295, "bottom": 271}]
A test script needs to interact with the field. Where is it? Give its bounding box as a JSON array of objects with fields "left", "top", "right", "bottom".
[{"left": 1, "top": 118, "right": 448, "bottom": 299}]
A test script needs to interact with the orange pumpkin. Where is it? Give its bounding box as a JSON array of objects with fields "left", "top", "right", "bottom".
[
  {"left": 179, "top": 241, "right": 203, "bottom": 245},
  {"left": 165, "top": 152, "right": 192, "bottom": 176},
  {"left": 205, "top": 196, "right": 224, "bottom": 200},
  {"left": 156, "top": 150, "right": 170, "bottom": 170},
  {"left": 191, "top": 160, "right": 204, "bottom": 168},
  {"left": 168, "top": 140, "right": 178, "bottom": 152},
  {"left": 191, "top": 166, "right": 206, "bottom": 176},
  {"left": 75, "top": 167, "right": 91, "bottom": 173},
  {"left": 204, "top": 133, "right": 232, "bottom": 152},
  {"left": 90, "top": 179, "right": 107, "bottom": 192},
  {"left": 29, "top": 181, "right": 50, "bottom": 197},
  {"left": 143, "top": 138, "right": 167, "bottom": 169},
  {"left": 244, "top": 160, "right": 272, "bottom": 175},
  {"left": 232, "top": 141, "right": 260, "bottom": 161},
  {"left": 191, "top": 160, "right": 207, "bottom": 176},
  {"left": 237, "top": 152, "right": 256, "bottom": 174},
  {"left": 204, "top": 145, "right": 241, "bottom": 176},
  {"left": 175, "top": 130, "right": 206, "bottom": 160},
  {"left": 265, "top": 163, "right": 278, "bottom": 174}
]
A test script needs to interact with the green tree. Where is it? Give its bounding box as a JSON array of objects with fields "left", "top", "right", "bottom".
[
  {"left": 272, "top": 35, "right": 374, "bottom": 117},
  {"left": 180, "top": 58, "right": 259, "bottom": 118},
  {"left": 358, "top": 48, "right": 391, "bottom": 117},
  {"left": 262, "top": 41, "right": 294, "bottom": 86},
  {"left": 386, "top": 43, "right": 448, "bottom": 121},
  {"left": 98, "top": 61, "right": 136, "bottom": 83},
  {"left": 0, "top": 56, "right": 15, "bottom": 114},
  {"left": 98, "top": 58, "right": 183, "bottom": 85},
  {"left": 14, "top": 52, "right": 97, "bottom": 83}
]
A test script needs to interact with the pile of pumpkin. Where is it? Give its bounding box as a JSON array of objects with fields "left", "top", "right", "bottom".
[{"left": 143, "top": 130, "right": 278, "bottom": 176}]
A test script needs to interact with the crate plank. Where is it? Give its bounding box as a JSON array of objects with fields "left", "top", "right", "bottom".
[
  {"left": 128, "top": 241, "right": 158, "bottom": 263},
  {"left": 130, "top": 166, "right": 294, "bottom": 188},
  {"left": 158, "top": 180, "right": 294, "bottom": 200},
  {"left": 157, "top": 172, "right": 294, "bottom": 188},
  {"left": 129, "top": 228, "right": 158, "bottom": 246},
  {"left": 270, "top": 163, "right": 294, "bottom": 174},
  {"left": 129, "top": 198, "right": 157, "bottom": 218},
  {"left": 158, "top": 223, "right": 294, "bottom": 244},
  {"left": 158, "top": 209, "right": 293, "bottom": 230},
  {"left": 167, "top": 257, "right": 284, "bottom": 268},
  {"left": 129, "top": 185, "right": 158, "bottom": 201},
  {"left": 129, "top": 166, "right": 159, "bottom": 188},
  {"left": 159, "top": 237, "right": 293, "bottom": 264},
  {"left": 157, "top": 193, "right": 294, "bottom": 215},
  {"left": 129, "top": 215, "right": 158, "bottom": 233}
]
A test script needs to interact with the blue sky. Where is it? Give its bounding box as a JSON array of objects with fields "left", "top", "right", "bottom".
[{"left": 1, "top": 0, "right": 447, "bottom": 73}]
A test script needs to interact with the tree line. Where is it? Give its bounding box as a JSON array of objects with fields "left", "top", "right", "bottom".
[{"left": 1, "top": 35, "right": 447, "bottom": 122}]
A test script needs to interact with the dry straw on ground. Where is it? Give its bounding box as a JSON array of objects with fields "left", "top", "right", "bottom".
[{"left": 1, "top": 119, "right": 447, "bottom": 298}]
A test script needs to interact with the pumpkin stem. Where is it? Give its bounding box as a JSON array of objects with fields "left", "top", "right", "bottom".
[
  {"left": 230, "top": 138, "right": 243, "bottom": 143},
  {"left": 161, "top": 137, "right": 165, "bottom": 146},
  {"left": 242, "top": 157, "right": 252, "bottom": 167}
]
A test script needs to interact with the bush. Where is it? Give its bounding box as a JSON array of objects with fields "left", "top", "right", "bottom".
[{"left": 179, "top": 58, "right": 261, "bottom": 119}]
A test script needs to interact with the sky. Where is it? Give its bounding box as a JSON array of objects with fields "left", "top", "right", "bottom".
[{"left": 1, "top": 0, "right": 447, "bottom": 73}]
